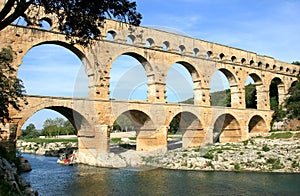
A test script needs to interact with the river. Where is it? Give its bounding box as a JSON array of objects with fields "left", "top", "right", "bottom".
[{"left": 21, "top": 154, "right": 300, "bottom": 196}]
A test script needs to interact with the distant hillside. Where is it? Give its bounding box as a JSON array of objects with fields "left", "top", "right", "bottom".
[
  {"left": 180, "top": 89, "right": 231, "bottom": 106},
  {"left": 180, "top": 84, "right": 257, "bottom": 108}
]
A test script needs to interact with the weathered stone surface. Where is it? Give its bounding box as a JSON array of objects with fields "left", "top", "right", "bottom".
[
  {"left": 0, "top": 157, "right": 37, "bottom": 195},
  {"left": 1, "top": 10, "right": 298, "bottom": 157}
]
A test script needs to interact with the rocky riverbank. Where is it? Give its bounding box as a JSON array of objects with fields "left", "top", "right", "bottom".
[
  {"left": 76, "top": 133, "right": 300, "bottom": 173},
  {"left": 17, "top": 140, "right": 78, "bottom": 156},
  {"left": 0, "top": 156, "right": 37, "bottom": 195},
  {"left": 17, "top": 133, "right": 300, "bottom": 173},
  {"left": 143, "top": 137, "right": 300, "bottom": 173}
]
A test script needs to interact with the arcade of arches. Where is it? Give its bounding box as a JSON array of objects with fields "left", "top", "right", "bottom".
[{"left": 1, "top": 14, "right": 299, "bottom": 160}]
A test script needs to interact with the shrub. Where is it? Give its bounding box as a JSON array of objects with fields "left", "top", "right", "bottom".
[
  {"left": 203, "top": 152, "right": 214, "bottom": 159},
  {"left": 268, "top": 132, "right": 293, "bottom": 139},
  {"left": 262, "top": 145, "right": 270, "bottom": 152}
]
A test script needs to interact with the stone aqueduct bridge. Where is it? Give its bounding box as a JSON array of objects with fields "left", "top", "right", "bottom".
[{"left": 1, "top": 19, "right": 299, "bottom": 155}]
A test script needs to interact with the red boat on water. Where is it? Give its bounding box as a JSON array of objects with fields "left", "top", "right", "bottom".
[{"left": 57, "top": 153, "right": 76, "bottom": 166}]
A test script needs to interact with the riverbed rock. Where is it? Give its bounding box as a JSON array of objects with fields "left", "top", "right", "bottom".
[{"left": 0, "top": 157, "right": 37, "bottom": 195}]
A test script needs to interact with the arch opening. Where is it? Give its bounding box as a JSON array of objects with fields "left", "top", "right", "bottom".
[
  {"left": 109, "top": 53, "right": 149, "bottom": 101},
  {"left": 145, "top": 38, "right": 154, "bottom": 48},
  {"left": 20, "top": 107, "right": 89, "bottom": 138},
  {"left": 206, "top": 51, "right": 213, "bottom": 59},
  {"left": 213, "top": 114, "right": 241, "bottom": 143},
  {"left": 210, "top": 70, "right": 232, "bottom": 107},
  {"left": 166, "top": 62, "right": 195, "bottom": 104},
  {"left": 18, "top": 43, "right": 89, "bottom": 98},
  {"left": 106, "top": 31, "right": 117, "bottom": 41},
  {"left": 178, "top": 45, "right": 186, "bottom": 54},
  {"left": 111, "top": 110, "right": 153, "bottom": 152},
  {"left": 248, "top": 115, "right": 268, "bottom": 136},
  {"left": 162, "top": 41, "right": 169, "bottom": 51},
  {"left": 168, "top": 112, "right": 204, "bottom": 149},
  {"left": 269, "top": 77, "right": 284, "bottom": 110},
  {"left": 126, "top": 35, "right": 135, "bottom": 44},
  {"left": 38, "top": 18, "right": 52, "bottom": 30},
  {"left": 193, "top": 48, "right": 199, "bottom": 57},
  {"left": 245, "top": 74, "right": 261, "bottom": 109}
]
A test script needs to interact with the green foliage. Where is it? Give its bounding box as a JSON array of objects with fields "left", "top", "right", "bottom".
[
  {"left": 285, "top": 77, "right": 300, "bottom": 120},
  {"left": 203, "top": 152, "right": 214, "bottom": 159},
  {"left": 21, "top": 123, "right": 40, "bottom": 139},
  {"left": 292, "top": 61, "right": 300, "bottom": 65},
  {"left": 180, "top": 97, "right": 194, "bottom": 104},
  {"left": 41, "top": 117, "right": 75, "bottom": 137},
  {"left": 269, "top": 82, "right": 279, "bottom": 110},
  {"left": 262, "top": 145, "right": 270, "bottom": 152},
  {"left": 233, "top": 163, "right": 241, "bottom": 171},
  {"left": 0, "top": 1, "right": 142, "bottom": 45},
  {"left": 0, "top": 46, "right": 26, "bottom": 124},
  {"left": 245, "top": 84, "right": 257, "bottom": 108},
  {"left": 168, "top": 115, "right": 180, "bottom": 134},
  {"left": 111, "top": 138, "right": 122, "bottom": 144},
  {"left": 266, "top": 158, "right": 283, "bottom": 170},
  {"left": 210, "top": 89, "right": 231, "bottom": 107},
  {"left": 113, "top": 114, "right": 135, "bottom": 132},
  {"left": 268, "top": 132, "right": 293, "bottom": 139},
  {"left": 22, "top": 138, "right": 78, "bottom": 143}
]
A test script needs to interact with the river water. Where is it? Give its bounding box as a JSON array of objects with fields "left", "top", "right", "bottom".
[{"left": 21, "top": 154, "right": 300, "bottom": 196}]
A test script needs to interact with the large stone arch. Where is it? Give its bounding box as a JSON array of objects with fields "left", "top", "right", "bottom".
[
  {"left": 111, "top": 109, "right": 156, "bottom": 151},
  {"left": 166, "top": 60, "right": 210, "bottom": 105},
  {"left": 244, "top": 73, "right": 263, "bottom": 109},
  {"left": 269, "top": 77, "right": 285, "bottom": 109},
  {"left": 108, "top": 50, "right": 156, "bottom": 101},
  {"left": 16, "top": 40, "right": 94, "bottom": 97},
  {"left": 213, "top": 113, "right": 242, "bottom": 143},
  {"left": 248, "top": 115, "right": 268, "bottom": 136},
  {"left": 210, "top": 68, "right": 240, "bottom": 108},
  {"left": 168, "top": 111, "right": 205, "bottom": 148},
  {"left": 17, "top": 106, "right": 91, "bottom": 137}
]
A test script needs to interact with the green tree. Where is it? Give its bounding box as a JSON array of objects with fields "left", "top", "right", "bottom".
[
  {"left": 0, "top": 46, "right": 25, "bottom": 124},
  {"left": 169, "top": 115, "right": 180, "bottom": 134},
  {"left": 41, "top": 117, "right": 75, "bottom": 136},
  {"left": 113, "top": 114, "right": 134, "bottom": 132},
  {"left": 245, "top": 84, "right": 257, "bottom": 108},
  {"left": 63, "top": 120, "right": 75, "bottom": 135},
  {"left": 285, "top": 77, "right": 300, "bottom": 119},
  {"left": 292, "top": 61, "right": 300, "bottom": 65},
  {"left": 210, "top": 89, "right": 231, "bottom": 107},
  {"left": 21, "top": 123, "right": 40, "bottom": 138},
  {"left": 0, "top": 0, "right": 142, "bottom": 44}
]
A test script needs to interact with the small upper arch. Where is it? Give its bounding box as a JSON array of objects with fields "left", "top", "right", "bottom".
[
  {"left": 106, "top": 30, "right": 117, "bottom": 41},
  {"left": 145, "top": 38, "right": 155, "bottom": 48}
]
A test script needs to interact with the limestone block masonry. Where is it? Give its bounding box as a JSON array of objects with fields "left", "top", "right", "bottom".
[{"left": 1, "top": 5, "right": 299, "bottom": 157}]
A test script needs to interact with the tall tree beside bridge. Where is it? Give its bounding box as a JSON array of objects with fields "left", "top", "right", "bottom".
[
  {"left": 0, "top": 46, "right": 25, "bottom": 124},
  {"left": 0, "top": 0, "right": 142, "bottom": 44},
  {"left": 0, "top": 0, "right": 142, "bottom": 123}
]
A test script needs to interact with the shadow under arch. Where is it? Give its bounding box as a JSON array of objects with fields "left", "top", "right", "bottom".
[
  {"left": 111, "top": 109, "right": 154, "bottom": 151},
  {"left": 213, "top": 113, "right": 242, "bottom": 143},
  {"left": 168, "top": 111, "right": 205, "bottom": 149},
  {"left": 248, "top": 115, "right": 268, "bottom": 136}
]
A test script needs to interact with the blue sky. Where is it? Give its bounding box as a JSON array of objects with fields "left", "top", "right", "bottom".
[{"left": 17, "top": 0, "right": 300, "bottom": 129}]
